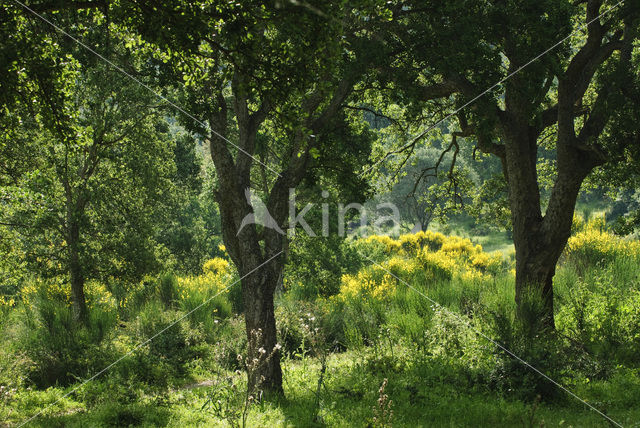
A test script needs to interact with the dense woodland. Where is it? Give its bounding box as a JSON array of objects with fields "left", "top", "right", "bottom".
[{"left": 1, "top": 1, "right": 640, "bottom": 427}]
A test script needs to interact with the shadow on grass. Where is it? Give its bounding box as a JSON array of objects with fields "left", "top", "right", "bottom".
[{"left": 31, "top": 402, "right": 171, "bottom": 428}]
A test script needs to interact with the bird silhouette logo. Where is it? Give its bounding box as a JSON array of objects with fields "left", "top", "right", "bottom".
[{"left": 237, "top": 188, "right": 285, "bottom": 236}]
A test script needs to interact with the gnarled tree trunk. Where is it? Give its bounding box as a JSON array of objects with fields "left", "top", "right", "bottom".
[
  {"left": 502, "top": 116, "right": 599, "bottom": 330},
  {"left": 207, "top": 74, "right": 353, "bottom": 395}
]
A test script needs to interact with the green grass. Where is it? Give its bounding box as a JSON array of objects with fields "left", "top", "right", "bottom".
[
  {"left": 4, "top": 349, "right": 640, "bottom": 427},
  {"left": 429, "top": 217, "right": 514, "bottom": 255}
]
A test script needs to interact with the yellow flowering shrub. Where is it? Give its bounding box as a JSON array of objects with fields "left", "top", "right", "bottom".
[
  {"left": 363, "top": 234, "right": 402, "bottom": 253},
  {"left": 439, "top": 235, "right": 480, "bottom": 256},
  {"left": 418, "top": 249, "right": 456, "bottom": 281},
  {"left": 398, "top": 233, "right": 420, "bottom": 253},
  {"left": 363, "top": 230, "right": 448, "bottom": 255},
  {"left": 177, "top": 272, "right": 227, "bottom": 301},
  {"left": 19, "top": 278, "right": 71, "bottom": 308},
  {"left": 338, "top": 270, "right": 397, "bottom": 300},
  {"left": 564, "top": 216, "right": 640, "bottom": 268},
  {"left": 0, "top": 295, "right": 16, "bottom": 308},
  {"left": 415, "top": 230, "right": 447, "bottom": 252},
  {"left": 336, "top": 231, "right": 507, "bottom": 303},
  {"left": 469, "top": 251, "right": 504, "bottom": 274},
  {"left": 385, "top": 256, "right": 420, "bottom": 277},
  {"left": 457, "top": 269, "right": 485, "bottom": 283},
  {"left": 175, "top": 257, "right": 234, "bottom": 309},
  {"left": 203, "top": 257, "right": 230, "bottom": 275},
  {"left": 374, "top": 274, "right": 396, "bottom": 299},
  {"left": 85, "top": 280, "right": 117, "bottom": 309},
  {"left": 340, "top": 272, "right": 375, "bottom": 299},
  {"left": 571, "top": 213, "right": 586, "bottom": 234}
]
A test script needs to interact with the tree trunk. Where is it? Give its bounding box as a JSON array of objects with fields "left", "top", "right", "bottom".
[
  {"left": 502, "top": 117, "right": 594, "bottom": 330},
  {"left": 207, "top": 75, "right": 351, "bottom": 395},
  {"left": 213, "top": 167, "right": 286, "bottom": 395},
  {"left": 242, "top": 266, "right": 283, "bottom": 395},
  {"left": 513, "top": 235, "right": 559, "bottom": 330},
  {"left": 67, "top": 218, "right": 88, "bottom": 323}
]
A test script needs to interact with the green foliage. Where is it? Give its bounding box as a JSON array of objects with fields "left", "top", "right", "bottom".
[
  {"left": 285, "top": 235, "right": 363, "bottom": 299},
  {"left": 2, "top": 2, "right": 640, "bottom": 426},
  {"left": 376, "top": 145, "right": 477, "bottom": 229},
  {"left": 2, "top": 228, "right": 640, "bottom": 425},
  {"left": 5, "top": 291, "right": 117, "bottom": 388},
  {"left": 158, "top": 273, "right": 179, "bottom": 309},
  {"left": 484, "top": 293, "right": 565, "bottom": 401},
  {"left": 563, "top": 214, "right": 640, "bottom": 274},
  {"left": 556, "top": 263, "right": 640, "bottom": 366},
  {"left": 126, "top": 301, "right": 196, "bottom": 383}
]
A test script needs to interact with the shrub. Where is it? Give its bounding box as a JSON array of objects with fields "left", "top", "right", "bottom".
[
  {"left": 422, "top": 307, "right": 490, "bottom": 374},
  {"left": 158, "top": 273, "right": 179, "bottom": 308},
  {"left": 563, "top": 216, "right": 640, "bottom": 272},
  {"left": 121, "top": 301, "right": 206, "bottom": 385},
  {"left": 417, "top": 250, "right": 455, "bottom": 282},
  {"left": 324, "top": 294, "right": 387, "bottom": 350},
  {"left": 285, "top": 235, "right": 363, "bottom": 298},
  {"left": 439, "top": 235, "right": 479, "bottom": 256},
  {"left": 175, "top": 260, "right": 233, "bottom": 329},
  {"left": 556, "top": 265, "right": 640, "bottom": 366},
  {"left": 203, "top": 257, "right": 230, "bottom": 275},
  {"left": 484, "top": 293, "right": 566, "bottom": 401},
  {"left": 338, "top": 270, "right": 396, "bottom": 301},
  {"left": 210, "top": 315, "right": 247, "bottom": 370},
  {"left": 276, "top": 299, "right": 329, "bottom": 357},
  {"left": 7, "top": 293, "right": 117, "bottom": 388},
  {"left": 332, "top": 232, "right": 507, "bottom": 308}
]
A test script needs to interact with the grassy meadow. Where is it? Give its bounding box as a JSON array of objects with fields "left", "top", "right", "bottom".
[{"left": 1, "top": 216, "right": 640, "bottom": 427}]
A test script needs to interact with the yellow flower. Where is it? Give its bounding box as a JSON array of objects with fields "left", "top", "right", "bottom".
[
  {"left": 203, "top": 257, "right": 230, "bottom": 275},
  {"left": 418, "top": 249, "right": 455, "bottom": 281},
  {"left": 364, "top": 234, "right": 402, "bottom": 253},
  {"left": 458, "top": 269, "right": 485, "bottom": 282},
  {"left": 337, "top": 269, "right": 397, "bottom": 301},
  {"left": 564, "top": 226, "right": 640, "bottom": 264},
  {"left": 440, "top": 235, "right": 478, "bottom": 256}
]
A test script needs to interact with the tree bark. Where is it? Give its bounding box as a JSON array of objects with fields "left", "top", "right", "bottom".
[
  {"left": 513, "top": 236, "right": 558, "bottom": 329},
  {"left": 501, "top": 116, "right": 596, "bottom": 330},
  {"left": 242, "top": 265, "right": 283, "bottom": 394},
  {"left": 216, "top": 183, "right": 286, "bottom": 395},
  {"left": 500, "top": 120, "right": 556, "bottom": 328},
  {"left": 67, "top": 214, "right": 88, "bottom": 323},
  {"left": 210, "top": 115, "right": 287, "bottom": 395},
  {"left": 208, "top": 74, "right": 353, "bottom": 395}
]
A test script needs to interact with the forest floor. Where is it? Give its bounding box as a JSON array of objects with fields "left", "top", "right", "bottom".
[{"left": 4, "top": 348, "right": 640, "bottom": 427}]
